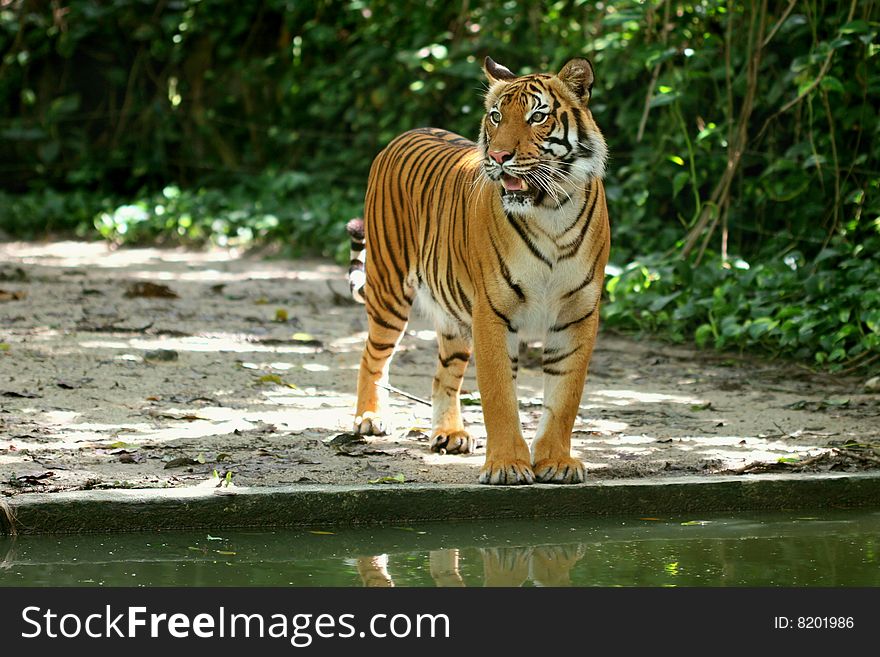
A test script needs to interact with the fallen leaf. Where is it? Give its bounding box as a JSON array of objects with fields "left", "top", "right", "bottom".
[
  {"left": 275, "top": 308, "right": 289, "bottom": 322},
  {"left": 460, "top": 393, "right": 482, "bottom": 406},
  {"left": 124, "top": 282, "right": 179, "bottom": 298},
  {"left": 309, "top": 531, "right": 335, "bottom": 535},
  {"left": 164, "top": 456, "right": 199, "bottom": 469},
  {"left": 405, "top": 429, "right": 430, "bottom": 441},
  {"left": 368, "top": 473, "right": 406, "bottom": 484},
  {"left": 0, "top": 289, "right": 27, "bottom": 301},
  {"left": 255, "top": 373, "right": 298, "bottom": 388},
  {"left": 144, "top": 349, "right": 179, "bottom": 363},
  {"left": 13, "top": 472, "right": 55, "bottom": 486},
  {"left": 109, "top": 441, "right": 138, "bottom": 449},
  {"left": 2, "top": 390, "right": 40, "bottom": 398},
  {"left": 0, "top": 267, "right": 27, "bottom": 281}
]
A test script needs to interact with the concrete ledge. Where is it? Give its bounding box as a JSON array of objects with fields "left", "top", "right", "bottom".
[{"left": 3, "top": 472, "right": 880, "bottom": 535}]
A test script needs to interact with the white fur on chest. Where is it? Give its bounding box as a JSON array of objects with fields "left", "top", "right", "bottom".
[{"left": 506, "top": 254, "right": 586, "bottom": 340}]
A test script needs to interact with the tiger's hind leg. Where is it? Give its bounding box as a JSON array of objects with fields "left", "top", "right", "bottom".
[
  {"left": 354, "top": 291, "right": 413, "bottom": 436},
  {"left": 429, "top": 329, "right": 475, "bottom": 454}
]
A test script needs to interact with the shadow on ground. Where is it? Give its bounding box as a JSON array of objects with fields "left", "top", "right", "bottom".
[{"left": 1, "top": 241, "right": 878, "bottom": 495}]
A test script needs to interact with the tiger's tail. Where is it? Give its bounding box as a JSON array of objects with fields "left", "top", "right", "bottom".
[{"left": 346, "top": 217, "right": 367, "bottom": 304}]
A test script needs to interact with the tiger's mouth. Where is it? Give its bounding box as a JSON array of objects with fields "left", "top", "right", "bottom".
[{"left": 500, "top": 173, "right": 537, "bottom": 199}]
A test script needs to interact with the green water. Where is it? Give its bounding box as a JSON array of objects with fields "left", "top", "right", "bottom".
[{"left": 1, "top": 510, "right": 878, "bottom": 587}]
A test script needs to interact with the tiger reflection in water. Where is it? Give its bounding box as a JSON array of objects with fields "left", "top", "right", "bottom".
[{"left": 355, "top": 544, "right": 585, "bottom": 587}]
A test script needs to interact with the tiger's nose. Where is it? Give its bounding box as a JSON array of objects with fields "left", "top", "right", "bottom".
[{"left": 488, "top": 150, "right": 512, "bottom": 164}]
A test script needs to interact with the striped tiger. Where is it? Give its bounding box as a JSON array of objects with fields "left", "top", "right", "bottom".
[{"left": 347, "top": 57, "right": 610, "bottom": 485}]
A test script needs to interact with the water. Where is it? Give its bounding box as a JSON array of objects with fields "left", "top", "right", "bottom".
[{"left": 1, "top": 510, "right": 878, "bottom": 587}]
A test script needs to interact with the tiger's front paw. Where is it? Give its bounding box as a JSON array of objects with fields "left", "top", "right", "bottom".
[
  {"left": 354, "top": 412, "right": 391, "bottom": 436},
  {"left": 430, "top": 430, "right": 475, "bottom": 454},
  {"left": 478, "top": 458, "right": 535, "bottom": 485},
  {"left": 533, "top": 456, "right": 585, "bottom": 484}
]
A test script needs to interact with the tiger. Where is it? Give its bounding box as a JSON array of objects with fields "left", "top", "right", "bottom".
[{"left": 347, "top": 56, "right": 610, "bottom": 485}]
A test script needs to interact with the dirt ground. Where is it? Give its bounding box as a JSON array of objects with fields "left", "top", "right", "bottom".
[{"left": 1, "top": 240, "right": 878, "bottom": 497}]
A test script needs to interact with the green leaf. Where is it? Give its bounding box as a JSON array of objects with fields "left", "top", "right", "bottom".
[
  {"left": 839, "top": 20, "right": 871, "bottom": 34},
  {"left": 460, "top": 393, "right": 482, "bottom": 406},
  {"left": 649, "top": 291, "right": 681, "bottom": 312},
  {"left": 820, "top": 76, "right": 845, "bottom": 93},
  {"left": 694, "top": 324, "right": 714, "bottom": 348},
  {"left": 368, "top": 473, "right": 406, "bottom": 484},
  {"left": 648, "top": 92, "right": 678, "bottom": 108},
  {"left": 672, "top": 171, "right": 690, "bottom": 198}
]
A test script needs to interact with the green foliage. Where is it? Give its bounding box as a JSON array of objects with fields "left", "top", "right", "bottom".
[
  {"left": 92, "top": 172, "right": 360, "bottom": 255},
  {"left": 1, "top": 0, "right": 879, "bottom": 372},
  {"left": 604, "top": 234, "right": 880, "bottom": 372}
]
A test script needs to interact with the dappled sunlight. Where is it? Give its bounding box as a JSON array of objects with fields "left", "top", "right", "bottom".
[
  {"left": 3, "top": 242, "right": 875, "bottom": 494},
  {"left": 79, "top": 335, "right": 323, "bottom": 354},
  {"left": 587, "top": 389, "right": 706, "bottom": 406},
  {"left": 576, "top": 418, "right": 629, "bottom": 434},
  {"left": 0, "top": 241, "right": 243, "bottom": 269},
  {"left": 330, "top": 334, "right": 369, "bottom": 350},
  {"left": 420, "top": 451, "right": 484, "bottom": 468},
  {"left": 42, "top": 410, "right": 81, "bottom": 425},
  {"left": 122, "top": 264, "right": 343, "bottom": 283}
]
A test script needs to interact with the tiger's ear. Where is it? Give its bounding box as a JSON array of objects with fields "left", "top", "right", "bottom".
[
  {"left": 484, "top": 57, "right": 517, "bottom": 84},
  {"left": 557, "top": 58, "right": 595, "bottom": 104}
]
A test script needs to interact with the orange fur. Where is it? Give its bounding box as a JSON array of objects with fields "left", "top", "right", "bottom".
[{"left": 349, "top": 57, "right": 610, "bottom": 485}]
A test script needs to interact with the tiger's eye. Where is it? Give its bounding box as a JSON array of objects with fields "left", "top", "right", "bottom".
[
  {"left": 530, "top": 112, "right": 547, "bottom": 124},
  {"left": 489, "top": 110, "right": 502, "bottom": 125}
]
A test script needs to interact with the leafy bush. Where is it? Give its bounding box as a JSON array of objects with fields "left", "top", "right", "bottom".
[
  {"left": 604, "top": 234, "right": 880, "bottom": 372},
  {"left": 93, "top": 172, "right": 361, "bottom": 256},
  {"left": 1, "top": 1, "right": 878, "bottom": 373}
]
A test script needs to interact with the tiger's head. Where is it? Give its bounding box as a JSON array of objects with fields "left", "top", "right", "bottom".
[{"left": 479, "top": 57, "right": 608, "bottom": 215}]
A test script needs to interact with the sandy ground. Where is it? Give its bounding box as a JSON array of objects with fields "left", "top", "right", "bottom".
[{"left": 0, "top": 240, "right": 878, "bottom": 497}]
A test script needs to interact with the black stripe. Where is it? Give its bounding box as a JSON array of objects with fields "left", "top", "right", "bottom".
[
  {"left": 550, "top": 304, "right": 597, "bottom": 333},
  {"left": 505, "top": 212, "right": 553, "bottom": 268},
  {"left": 562, "top": 249, "right": 603, "bottom": 299},
  {"left": 559, "top": 185, "right": 600, "bottom": 260},
  {"left": 366, "top": 309, "right": 404, "bottom": 332},
  {"left": 439, "top": 352, "right": 470, "bottom": 367},
  {"left": 489, "top": 234, "right": 526, "bottom": 302},
  {"left": 368, "top": 338, "right": 396, "bottom": 352},
  {"left": 556, "top": 183, "right": 592, "bottom": 236},
  {"left": 543, "top": 345, "right": 581, "bottom": 366},
  {"left": 485, "top": 293, "right": 515, "bottom": 332},
  {"left": 455, "top": 280, "right": 473, "bottom": 315}
]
